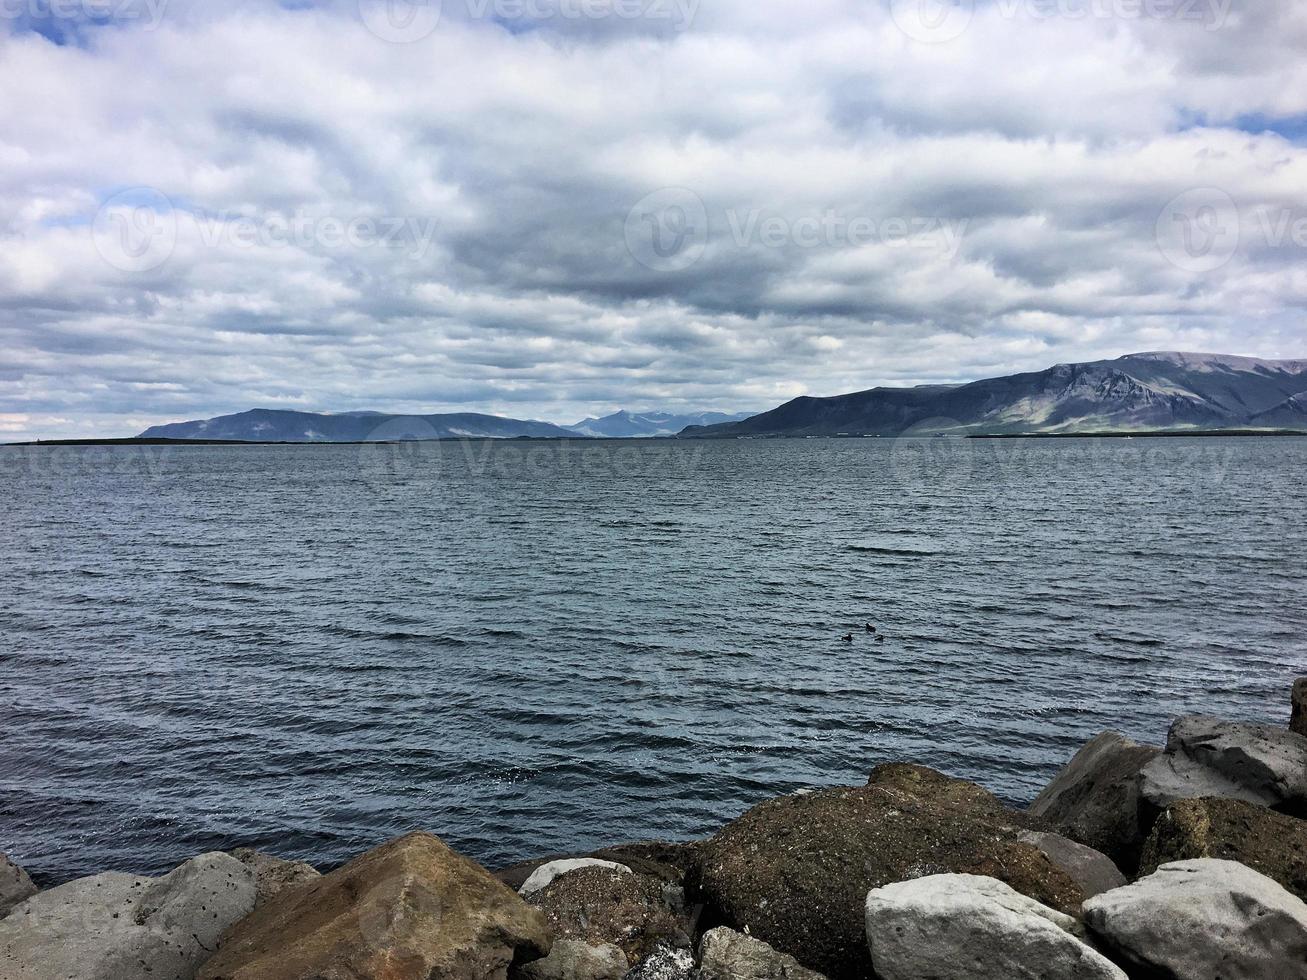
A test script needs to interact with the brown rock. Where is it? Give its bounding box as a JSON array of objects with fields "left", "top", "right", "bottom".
[
  {"left": 199, "top": 831, "right": 551, "bottom": 980},
  {"left": 525, "top": 866, "right": 691, "bottom": 967},
  {"left": 1028, "top": 731, "right": 1160, "bottom": 873},
  {"left": 692, "top": 765, "right": 1085, "bottom": 979},
  {"left": 230, "top": 849, "right": 321, "bottom": 909},
  {"left": 1293, "top": 679, "right": 1307, "bottom": 738},
  {"left": 1139, "top": 797, "right": 1307, "bottom": 901}
]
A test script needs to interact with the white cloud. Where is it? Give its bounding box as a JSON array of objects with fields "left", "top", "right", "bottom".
[{"left": 0, "top": 0, "right": 1304, "bottom": 439}]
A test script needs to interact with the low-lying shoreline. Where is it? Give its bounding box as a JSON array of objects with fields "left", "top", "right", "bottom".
[
  {"left": 3, "top": 680, "right": 1306, "bottom": 979},
  {"left": 7, "top": 428, "right": 1307, "bottom": 447}
]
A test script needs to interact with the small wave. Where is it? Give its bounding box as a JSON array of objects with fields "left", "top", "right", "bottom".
[{"left": 847, "top": 544, "right": 941, "bottom": 557}]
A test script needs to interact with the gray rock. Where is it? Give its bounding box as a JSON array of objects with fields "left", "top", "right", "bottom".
[
  {"left": 0, "top": 851, "right": 256, "bottom": 980},
  {"left": 1292, "top": 679, "right": 1307, "bottom": 738},
  {"left": 865, "top": 874, "right": 1127, "bottom": 980},
  {"left": 516, "top": 939, "right": 630, "bottom": 980},
  {"left": 1084, "top": 859, "right": 1307, "bottom": 980},
  {"left": 520, "top": 858, "right": 632, "bottom": 896},
  {"left": 229, "top": 848, "right": 320, "bottom": 908},
  {"left": 622, "top": 944, "right": 697, "bottom": 980},
  {"left": 1140, "top": 715, "right": 1307, "bottom": 814},
  {"left": 1018, "top": 831, "right": 1127, "bottom": 898},
  {"left": 699, "top": 927, "right": 827, "bottom": 980},
  {"left": 0, "top": 855, "right": 37, "bottom": 920},
  {"left": 1028, "top": 731, "right": 1160, "bottom": 873}
]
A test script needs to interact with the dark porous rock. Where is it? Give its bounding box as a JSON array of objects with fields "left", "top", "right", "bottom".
[
  {"left": 621, "top": 944, "right": 697, "bottom": 980},
  {"left": 699, "top": 927, "right": 827, "bottom": 980},
  {"left": 1028, "top": 731, "right": 1160, "bottom": 873},
  {"left": 198, "top": 831, "right": 550, "bottom": 980},
  {"left": 1017, "top": 832, "right": 1126, "bottom": 899},
  {"left": 1140, "top": 797, "right": 1307, "bottom": 902},
  {"left": 230, "top": 849, "right": 321, "bottom": 909},
  {"left": 867, "top": 762, "right": 1014, "bottom": 814},
  {"left": 1293, "top": 679, "right": 1307, "bottom": 738},
  {"left": 1140, "top": 715, "right": 1307, "bottom": 816},
  {"left": 0, "top": 854, "right": 37, "bottom": 920},
  {"left": 526, "top": 865, "right": 692, "bottom": 968},
  {"left": 692, "top": 764, "right": 1085, "bottom": 979},
  {"left": 1084, "top": 859, "right": 1307, "bottom": 979}
]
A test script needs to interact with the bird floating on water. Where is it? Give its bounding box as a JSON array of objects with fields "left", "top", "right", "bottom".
[
  {"left": 875, "top": 634, "right": 886, "bottom": 643},
  {"left": 841, "top": 633, "right": 853, "bottom": 643},
  {"left": 865, "top": 623, "right": 876, "bottom": 633}
]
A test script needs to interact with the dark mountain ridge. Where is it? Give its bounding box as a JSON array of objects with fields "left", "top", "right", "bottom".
[
  {"left": 681, "top": 352, "right": 1307, "bottom": 438},
  {"left": 139, "top": 409, "right": 575, "bottom": 442}
]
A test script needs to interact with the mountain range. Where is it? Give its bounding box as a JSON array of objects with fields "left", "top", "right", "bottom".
[
  {"left": 137, "top": 407, "right": 754, "bottom": 442},
  {"left": 565, "top": 410, "right": 755, "bottom": 438},
  {"left": 681, "top": 352, "right": 1307, "bottom": 438},
  {"left": 136, "top": 352, "right": 1307, "bottom": 443},
  {"left": 139, "top": 409, "right": 576, "bottom": 442}
]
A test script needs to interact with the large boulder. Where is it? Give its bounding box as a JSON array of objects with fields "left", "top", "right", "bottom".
[
  {"left": 1140, "top": 797, "right": 1307, "bottom": 902},
  {"left": 230, "top": 849, "right": 320, "bottom": 910},
  {"left": 699, "top": 927, "right": 828, "bottom": 980},
  {"left": 1028, "top": 731, "right": 1160, "bottom": 873},
  {"left": 865, "top": 874, "right": 1126, "bottom": 980},
  {"left": 693, "top": 764, "right": 1085, "bottom": 979},
  {"left": 198, "top": 831, "right": 550, "bottom": 980},
  {"left": 0, "top": 852, "right": 256, "bottom": 980},
  {"left": 1084, "top": 859, "right": 1307, "bottom": 979},
  {"left": 1292, "top": 679, "right": 1307, "bottom": 738},
  {"left": 1140, "top": 715, "right": 1307, "bottom": 815},
  {"left": 0, "top": 854, "right": 37, "bottom": 919},
  {"left": 515, "top": 939, "right": 629, "bottom": 980},
  {"left": 1291, "top": 679, "right": 1307, "bottom": 738},
  {"left": 1017, "top": 832, "right": 1126, "bottom": 898},
  {"left": 525, "top": 864, "right": 692, "bottom": 967}
]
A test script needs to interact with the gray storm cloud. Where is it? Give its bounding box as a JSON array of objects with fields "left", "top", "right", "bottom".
[{"left": 0, "top": 0, "right": 1305, "bottom": 439}]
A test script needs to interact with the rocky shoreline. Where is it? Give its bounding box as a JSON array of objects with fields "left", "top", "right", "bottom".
[{"left": 3, "top": 681, "right": 1307, "bottom": 979}]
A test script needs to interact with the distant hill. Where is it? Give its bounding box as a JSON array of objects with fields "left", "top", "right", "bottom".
[
  {"left": 138, "top": 409, "right": 576, "bottom": 442},
  {"left": 680, "top": 352, "right": 1307, "bottom": 438},
  {"left": 565, "top": 410, "right": 756, "bottom": 438}
]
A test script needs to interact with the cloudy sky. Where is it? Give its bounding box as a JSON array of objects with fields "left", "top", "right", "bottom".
[{"left": 1, "top": 0, "right": 1305, "bottom": 439}]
